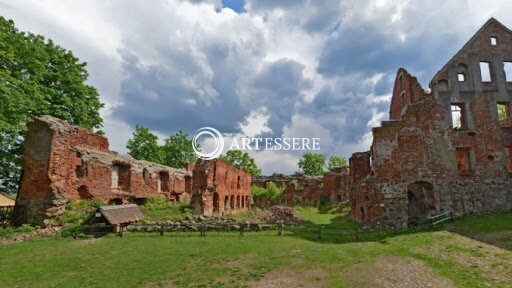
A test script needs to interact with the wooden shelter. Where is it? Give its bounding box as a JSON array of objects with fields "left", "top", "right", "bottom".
[{"left": 86, "top": 204, "right": 144, "bottom": 232}]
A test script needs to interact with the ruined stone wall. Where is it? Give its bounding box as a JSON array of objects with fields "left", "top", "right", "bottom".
[
  {"left": 252, "top": 173, "right": 327, "bottom": 206},
  {"left": 15, "top": 116, "right": 192, "bottom": 226},
  {"left": 322, "top": 167, "right": 349, "bottom": 202},
  {"left": 389, "top": 68, "right": 424, "bottom": 120},
  {"left": 349, "top": 19, "right": 512, "bottom": 228},
  {"left": 191, "top": 159, "right": 251, "bottom": 215}
]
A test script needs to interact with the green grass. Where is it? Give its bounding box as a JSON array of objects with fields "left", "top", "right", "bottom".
[
  {"left": 1, "top": 210, "right": 511, "bottom": 287},
  {"left": 140, "top": 197, "right": 192, "bottom": 222},
  {"left": 294, "top": 205, "right": 359, "bottom": 228},
  {"left": 448, "top": 212, "right": 512, "bottom": 234}
]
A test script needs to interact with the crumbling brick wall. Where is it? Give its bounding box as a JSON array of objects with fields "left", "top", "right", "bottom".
[
  {"left": 14, "top": 116, "right": 192, "bottom": 226},
  {"left": 190, "top": 159, "right": 252, "bottom": 215},
  {"left": 349, "top": 18, "right": 512, "bottom": 228},
  {"left": 322, "top": 167, "right": 349, "bottom": 202},
  {"left": 252, "top": 173, "right": 329, "bottom": 207}
]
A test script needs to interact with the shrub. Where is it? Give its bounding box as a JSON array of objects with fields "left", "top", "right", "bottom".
[
  {"left": 0, "top": 224, "right": 39, "bottom": 238},
  {"left": 251, "top": 185, "right": 267, "bottom": 200},
  {"left": 291, "top": 180, "right": 303, "bottom": 190},
  {"left": 60, "top": 224, "right": 88, "bottom": 238},
  {"left": 250, "top": 182, "right": 285, "bottom": 205},
  {"left": 141, "top": 197, "right": 191, "bottom": 221},
  {"left": 144, "top": 196, "right": 171, "bottom": 210},
  {"left": 0, "top": 227, "right": 15, "bottom": 237},
  {"left": 53, "top": 200, "right": 104, "bottom": 225}
]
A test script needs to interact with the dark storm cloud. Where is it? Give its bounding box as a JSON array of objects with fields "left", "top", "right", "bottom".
[
  {"left": 113, "top": 53, "right": 310, "bottom": 139},
  {"left": 251, "top": 59, "right": 313, "bottom": 136},
  {"left": 114, "top": 50, "right": 247, "bottom": 136}
]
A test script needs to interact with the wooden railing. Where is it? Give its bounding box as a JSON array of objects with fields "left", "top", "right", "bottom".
[{"left": 430, "top": 211, "right": 453, "bottom": 226}]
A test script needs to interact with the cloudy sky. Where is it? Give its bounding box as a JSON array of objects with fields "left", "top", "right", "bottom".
[{"left": 1, "top": 0, "right": 511, "bottom": 174}]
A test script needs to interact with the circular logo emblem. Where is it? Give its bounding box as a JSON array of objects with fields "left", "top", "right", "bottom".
[{"left": 192, "top": 127, "right": 224, "bottom": 160}]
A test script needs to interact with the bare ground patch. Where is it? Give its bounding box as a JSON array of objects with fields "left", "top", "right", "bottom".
[
  {"left": 413, "top": 231, "right": 512, "bottom": 287},
  {"left": 342, "top": 255, "right": 454, "bottom": 288},
  {"left": 72, "top": 238, "right": 103, "bottom": 245},
  {"left": 248, "top": 268, "right": 330, "bottom": 288}
]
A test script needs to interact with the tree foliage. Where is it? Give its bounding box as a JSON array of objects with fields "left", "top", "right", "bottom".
[
  {"left": 498, "top": 104, "right": 508, "bottom": 121},
  {"left": 220, "top": 150, "right": 261, "bottom": 175},
  {"left": 126, "top": 125, "right": 162, "bottom": 164},
  {"left": 126, "top": 127, "right": 197, "bottom": 169},
  {"left": 161, "top": 131, "right": 197, "bottom": 168},
  {"left": 251, "top": 182, "right": 284, "bottom": 204},
  {"left": 327, "top": 156, "right": 348, "bottom": 170},
  {"left": 0, "top": 17, "right": 103, "bottom": 194},
  {"left": 298, "top": 152, "right": 326, "bottom": 176}
]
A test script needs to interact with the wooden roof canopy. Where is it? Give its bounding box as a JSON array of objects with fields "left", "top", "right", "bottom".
[{"left": 86, "top": 204, "right": 144, "bottom": 225}]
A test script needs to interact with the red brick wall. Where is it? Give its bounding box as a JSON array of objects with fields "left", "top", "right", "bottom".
[
  {"left": 389, "top": 68, "right": 424, "bottom": 120},
  {"left": 252, "top": 173, "right": 325, "bottom": 207},
  {"left": 15, "top": 116, "right": 191, "bottom": 226},
  {"left": 191, "top": 159, "right": 251, "bottom": 215}
]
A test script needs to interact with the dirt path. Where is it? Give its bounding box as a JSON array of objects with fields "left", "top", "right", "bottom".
[{"left": 341, "top": 255, "right": 454, "bottom": 288}]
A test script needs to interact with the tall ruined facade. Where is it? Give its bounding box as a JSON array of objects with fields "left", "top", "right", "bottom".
[
  {"left": 350, "top": 18, "right": 512, "bottom": 228},
  {"left": 15, "top": 116, "right": 193, "bottom": 226},
  {"left": 191, "top": 159, "right": 252, "bottom": 215}
]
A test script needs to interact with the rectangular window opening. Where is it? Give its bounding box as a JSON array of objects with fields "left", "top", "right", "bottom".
[
  {"left": 504, "top": 62, "right": 512, "bottom": 82},
  {"left": 456, "top": 148, "right": 472, "bottom": 174},
  {"left": 491, "top": 36, "right": 498, "bottom": 46},
  {"left": 505, "top": 146, "right": 512, "bottom": 173},
  {"left": 480, "top": 62, "right": 492, "bottom": 82},
  {"left": 497, "top": 102, "right": 511, "bottom": 127},
  {"left": 158, "top": 172, "right": 170, "bottom": 193},
  {"left": 457, "top": 73, "right": 466, "bottom": 82},
  {"left": 112, "top": 163, "right": 131, "bottom": 191},
  {"left": 451, "top": 104, "right": 466, "bottom": 128}
]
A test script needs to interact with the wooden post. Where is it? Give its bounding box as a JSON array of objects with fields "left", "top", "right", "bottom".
[
  {"left": 160, "top": 224, "right": 164, "bottom": 237},
  {"left": 200, "top": 223, "right": 206, "bottom": 236},
  {"left": 240, "top": 224, "right": 245, "bottom": 237},
  {"left": 317, "top": 226, "right": 322, "bottom": 240},
  {"left": 118, "top": 225, "right": 123, "bottom": 238}
]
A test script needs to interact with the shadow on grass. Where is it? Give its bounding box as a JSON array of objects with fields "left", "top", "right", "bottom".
[
  {"left": 286, "top": 211, "right": 512, "bottom": 251},
  {"left": 283, "top": 214, "right": 443, "bottom": 245},
  {"left": 443, "top": 212, "right": 512, "bottom": 251}
]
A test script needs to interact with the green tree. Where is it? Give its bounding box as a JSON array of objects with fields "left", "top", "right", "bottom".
[
  {"left": 127, "top": 125, "right": 162, "bottom": 164},
  {"left": 327, "top": 156, "right": 348, "bottom": 170},
  {"left": 161, "top": 131, "right": 197, "bottom": 168},
  {"left": 251, "top": 182, "right": 284, "bottom": 204},
  {"left": 0, "top": 17, "right": 103, "bottom": 194},
  {"left": 221, "top": 150, "right": 261, "bottom": 175},
  {"left": 298, "top": 152, "right": 326, "bottom": 176},
  {"left": 498, "top": 104, "right": 508, "bottom": 121}
]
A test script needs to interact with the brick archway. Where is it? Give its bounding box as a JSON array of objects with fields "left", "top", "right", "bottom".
[{"left": 406, "top": 181, "right": 434, "bottom": 226}]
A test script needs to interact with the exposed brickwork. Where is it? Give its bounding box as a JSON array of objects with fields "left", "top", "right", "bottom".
[
  {"left": 14, "top": 116, "right": 193, "bottom": 226},
  {"left": 350, "top": 18, "right": 512, "bottom": 228},
  {"left": 252, "top": 169, "right": 348, "bottom": 207},
  {"left": 190, "top": 159, "right": 252, "bottom": 215},
  {"left": 323, "top": 167, "right": 350, "bottom": 202}
]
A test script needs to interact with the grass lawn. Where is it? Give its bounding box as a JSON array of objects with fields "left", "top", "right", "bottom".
[{"left": 1, "top": 209, "right": 512, "bottom": 287}]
